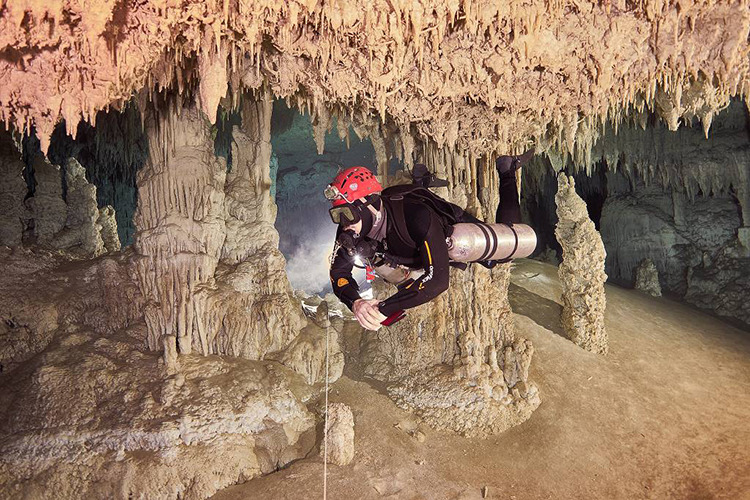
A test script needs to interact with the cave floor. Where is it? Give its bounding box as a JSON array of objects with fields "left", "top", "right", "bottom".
[{"left": 212, "top": 260, "right": 750, "bottom": 500}]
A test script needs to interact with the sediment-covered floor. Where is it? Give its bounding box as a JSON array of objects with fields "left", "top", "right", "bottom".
[{"left": 213, "top": 259, "right": 750, "bottom": 500}]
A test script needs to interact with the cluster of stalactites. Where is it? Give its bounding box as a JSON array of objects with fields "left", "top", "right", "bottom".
[
  {"left": 537, "top": 96, "right": 750, "bottom": 204},
  {"left": 1, "top": 1, "right": 747, "bottom": 175}
]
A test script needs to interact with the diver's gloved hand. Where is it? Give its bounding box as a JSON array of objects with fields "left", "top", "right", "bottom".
[
  {"left": 496, "top": 148, "right": 535, "bottom": 176},
  {"left": 352, "top": 298, "right": 386, "bottom": 331}
]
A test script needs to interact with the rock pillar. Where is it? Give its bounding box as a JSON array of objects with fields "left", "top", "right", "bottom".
[
  {"left": 52, "top": 158, "right": 105, "bottom": 257},
  {"left": 555, "top": 174, "right": 609, "bottom": 354},
  {"left": 27, "top": 155, "right": 67, "bottom": 245},
  {"left": 191, "top": 90, "right": 305, "bottom": 358},
  {"left": 131, "top": 100, "right": 227, "bottom": 352}
]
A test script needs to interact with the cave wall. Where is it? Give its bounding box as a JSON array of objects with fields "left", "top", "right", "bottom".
[
  {"left": 0, "top": 129, "right": 120, "bottom": 258},
  {"left": 0, "top": 130, "right": 26, "bottom": 246}
]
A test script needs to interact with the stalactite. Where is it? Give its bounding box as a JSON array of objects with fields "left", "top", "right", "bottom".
[{"left": 1, "top": 1, "right": 747, "bottom": 165}]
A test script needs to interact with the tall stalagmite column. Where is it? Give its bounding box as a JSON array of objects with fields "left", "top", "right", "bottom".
[
  {"left": 192, "top": 90, "right": 305, "bottom": 358},
  {"left": 131, "top": 99, "right": 227, "bottom": 353},
  {"left": 555, "top": 174, "right": 609, "bottom": 354}
]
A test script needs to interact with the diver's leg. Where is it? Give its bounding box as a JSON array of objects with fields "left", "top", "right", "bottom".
[
  {"left": 495, "top": 149, "right": 533, "bottom": 224},
  {"left": 497, "top": 170, "right": 522, "bottom": 224}
]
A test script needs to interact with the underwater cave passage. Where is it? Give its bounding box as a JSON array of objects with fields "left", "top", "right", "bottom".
[
  {"left": 269, "top": 99, "right": 402, "bottom": 296},
  {"left": 2, "top": 2, "right": 750, "bottom": 498}
]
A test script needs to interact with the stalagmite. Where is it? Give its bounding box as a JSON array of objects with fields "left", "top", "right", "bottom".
[
  {"left": 321, "top": 403, "right": 355, "bottom": 466},
  {"left": 52, "top": 158, "right": 105, "bottom": 257},
  {"left": 635, "top": 258, "right": 662, "bottom": 297},
  {"left": 0, "top": 130, "right": 26, "bottom": 246},
  {"left": 555, "top": 175, "right": 609, "bottom": 355},
  {"left": 97, "top": 206, "right": 121, "bottom": 253},
  {"left": 131, "top": 100, "right": 227, "bottom": 353}
]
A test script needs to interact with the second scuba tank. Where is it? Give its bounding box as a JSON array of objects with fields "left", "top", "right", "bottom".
[
  {"left": 447, "top": 223, "right": 537, "bottom": 262},
  {"left": 370, "top": 264, "right": 424, "bottom": 286}
]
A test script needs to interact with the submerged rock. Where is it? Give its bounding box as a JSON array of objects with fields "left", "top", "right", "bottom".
[
  {"left": 555, "top": 175, "right": 609, "bottom": 355},
  {"left": 0, "top": 327, "right": 316, "bottom": 500},
  {"left": 635, "top": 258, "right": 662, "bottom": 297},
  {"left": 321, "top": 403, "right": 355, "bottom": 466}
]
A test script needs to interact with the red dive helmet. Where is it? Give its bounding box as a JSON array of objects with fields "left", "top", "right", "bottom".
[
  {"left": 325, "top": 167, "right": 382, "bottom": 206},
  {"left": 325, "top": 167, "right": 383, "bottom": 226}
]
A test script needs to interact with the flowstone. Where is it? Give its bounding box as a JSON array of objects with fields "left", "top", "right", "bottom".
[
  {"left": 555, "top": 175, "right": 609, "bottom": 355},
  {"left": 0, "top": 327, "right": 316, "bottom": 500}
]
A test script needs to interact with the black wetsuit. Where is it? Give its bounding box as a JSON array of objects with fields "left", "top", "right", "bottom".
[{"left": 330, "top": 171, "right": 521, "bottom": 317}]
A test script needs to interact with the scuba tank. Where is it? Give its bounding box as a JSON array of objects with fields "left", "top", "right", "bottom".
[
  {"left": 369, "top": 222, "right": 536, "bottom": 287},
  {"left": 447, "top": 222, "right": 537, "bottom": 262}
]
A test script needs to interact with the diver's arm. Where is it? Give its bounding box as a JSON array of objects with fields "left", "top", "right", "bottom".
[
  {"left": 377, "top": 211, "right": 450, "bottom": 316},
  {"left": 330, "top": 240, "right": 362, "bottom": 311}
]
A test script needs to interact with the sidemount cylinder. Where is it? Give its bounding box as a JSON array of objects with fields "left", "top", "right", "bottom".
[{"left": 447, "top": 223, "right": 537, "bottom": 262}]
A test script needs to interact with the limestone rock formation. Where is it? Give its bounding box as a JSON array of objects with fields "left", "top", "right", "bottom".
[
  {"left": 27, "top": 154, "right": 67, "bottom": 245},
  {"left": 1, "top": 2, "right": 748, "bottom": 167},
  {"left": 0, "top": 246, "right": 142, "bottom": 374},
  {"left": 356, "top": 152, "right": 540, "bottom": 437},
  {"left": 377, "top": 276, "right": 541, "bottom": 438},
  {"left": 52, "top": 158, "right": 105, "bottom": 257},
  {"left": 193, "top": 91, "right": 306, "bottom": 359},
  {"left": 321, "top": 403, "right": 355, "bottom": 466},
  {"left": 555, "top": 175, "right": 609, "bottom": 355},
  {"left": 0, "top": 326, "right": 316, "bottom": 500},
  {"left": 1, "top": 138, "right": 119, "bottom": 257},
  {"left": 0, "top": 130, "right": 26, "bottom": 246},
  {"left": 97, "top": 205, "right": 121, "bottom": 253},
  {"left": 131, "top": 100, "right": 228, "bottom": 353},
  {"left": 635, "top": 258, "right": 662, "bottom": 297},
  {"left": 272, "top": 302, "right": 344, "bottom": 385}
]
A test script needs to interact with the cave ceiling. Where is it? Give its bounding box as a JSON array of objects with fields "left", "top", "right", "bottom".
[{"left": 0, "top": 0, "right": 748, "bottom": 163}]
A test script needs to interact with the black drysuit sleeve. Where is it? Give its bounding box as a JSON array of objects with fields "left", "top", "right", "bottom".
[
  {"left": 378, "top": 207, "right": 450, "bottom": 317},
  {"left": 329, "top": 228, "right": 362, "bottom": 310}
]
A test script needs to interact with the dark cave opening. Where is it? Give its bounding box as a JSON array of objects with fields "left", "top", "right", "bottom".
[{"left": 18, "top": 103, "right": 147, "bottom": 247}]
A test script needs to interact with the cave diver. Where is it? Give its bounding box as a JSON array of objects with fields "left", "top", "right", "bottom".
[{"left": 326, "top": 151, "right": 537, "bottom": 331}]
